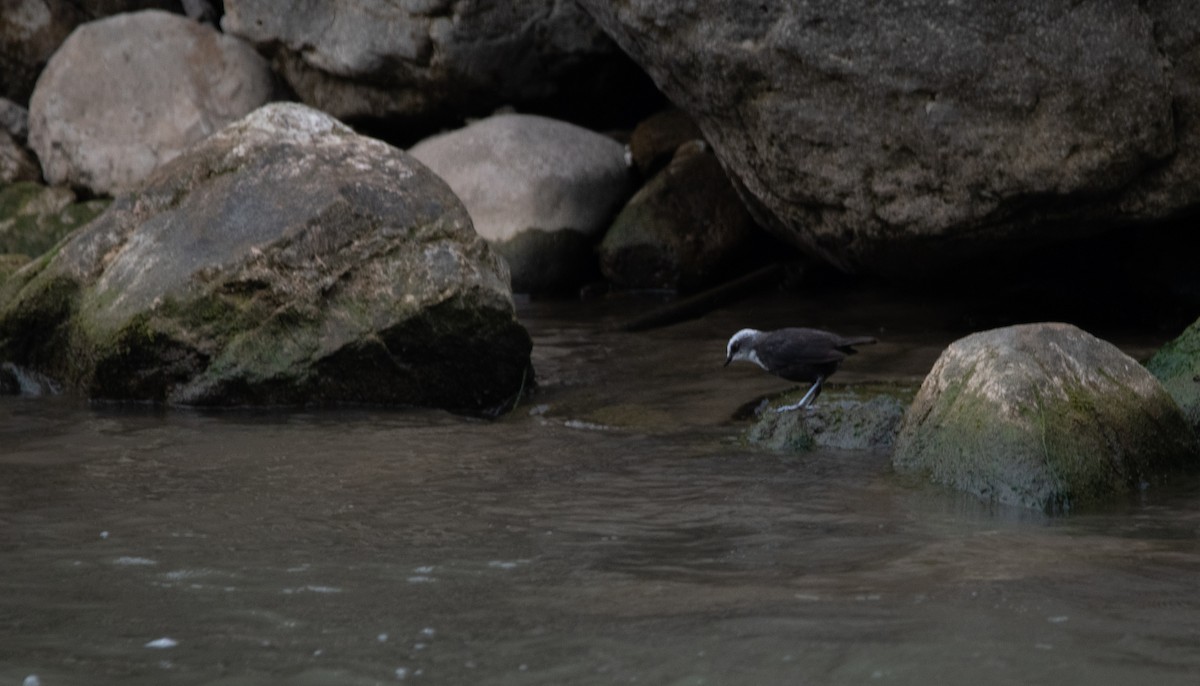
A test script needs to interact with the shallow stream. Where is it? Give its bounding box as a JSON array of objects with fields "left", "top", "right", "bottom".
[{"left": 2, "top": 290, "right": 1198, "bottom": 685}]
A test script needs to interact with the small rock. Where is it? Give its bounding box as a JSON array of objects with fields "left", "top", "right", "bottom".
[{"left": 745, "top": 389, "right": 909, "bottom": 452}]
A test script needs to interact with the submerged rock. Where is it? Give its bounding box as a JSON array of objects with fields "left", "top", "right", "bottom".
[
  {"left": 599, "top": 141, "right": 757, "bottom": 292},
  {"left": 410, "top": 113, "right": 633, "bottom": 293},
  {"left": 745, "top": 388, "right": 909, "bottom": 452},
  {"left": 0, "top": 103, "right": 532, "bottom": 414},
  {"left": 1146, "top": 319, "right": 1200, "bottom": 431},
  {"left": 29, "top": 10, "right": 276, "bottom": 195},
  {"left": 579, "top": 1, "right": 1200, "bottom": 276},
  {"left": 893, "top": 323, "right": 1198, "bottom": 512}
]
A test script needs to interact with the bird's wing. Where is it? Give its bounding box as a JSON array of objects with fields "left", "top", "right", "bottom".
[{"left": 760, "top": 328, "right": 848, "bottom": 365}]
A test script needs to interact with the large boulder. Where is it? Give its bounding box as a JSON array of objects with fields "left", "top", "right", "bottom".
[
  {"left": 0, "top": 0, "right": 177, "bottom": 104},
  {"left": 28, "top": 10, "right": 276, "bottom": 195},
  {"left": 599, "top": 140, "right": 757, "bottom": 292},
  {"left": 579, "top": 1, "right": 1200, "bottom": 276},
  {"left": 410, "top": 113, "right": 633, "bottom": 293},
  {"left": 893, "top": 323, "right": 1199, "bottom": 511},
  {"left": 0, "top": 103, "right": 532, "bottom": 414},
  {"left": 1146, "top": 319, "right": 1200, "bottom": 431},
  {"left": 222, "top": 0, "right": 654, "bottom": 130}
]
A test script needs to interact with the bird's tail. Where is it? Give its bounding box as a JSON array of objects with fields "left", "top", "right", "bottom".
[{"left": 836, "top": 336, "right": 877, "bottom": 354}]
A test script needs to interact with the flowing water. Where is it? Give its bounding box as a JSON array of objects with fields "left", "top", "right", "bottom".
[{"left": 2, "top": 290, "right": 1198, "bottom": 686}]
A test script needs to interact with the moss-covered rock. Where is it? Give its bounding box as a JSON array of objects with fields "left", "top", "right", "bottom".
[
  {"left": 1146, "top": 318, "right": 1200, "bottom": 431},
  {"left": 744, "top": 385, "right": 911, "bottom": 452},
  {"left": 599, "top": 141, "right": 757, "bottom": 292},
  {"left": 0, "top": 103, "right": 532, "bottom": 415},
  {"left": 0, "top": 182, "right": 109, "bottom": 257},
  {"left": 893, "top": 323, "right": 1199, "bottom": 512},
  {"left": 0, "top": 254, "right": 29, "bottom": 288}
]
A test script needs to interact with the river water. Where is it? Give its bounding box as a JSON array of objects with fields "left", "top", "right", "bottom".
[{"left": 2, "top": 289, "right": 1198, "bottom": 685}]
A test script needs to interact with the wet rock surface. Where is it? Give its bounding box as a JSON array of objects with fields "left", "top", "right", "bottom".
[
  {"left": 28, "top": 9, "right": 276, "bottom": 195},
  {"left": 580, "top": 1, "right": 1200, "bottom": 276},
  {"left": 0, "top": 103, "right": 531, "bottom": 413},
  {"left": 744, "top": 388, "right": 910, "bottom": 453},
  {"left": 893, "top": 323, "right": 1199, "bottom": 512}
]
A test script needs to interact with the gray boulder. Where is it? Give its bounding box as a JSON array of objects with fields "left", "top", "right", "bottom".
[
  {"left": 28, "top": 10, "right": 276, "bottom": 195},
  {"left": 893, "top": 323, "right": 1199, "bottom": 512},
  {"left": 0, "top": 103, "right": 532, "bottom": 414},
  {"left": 599, "top": 141, "right": 757, "bottom": 292},
  {"left": 1146, "top": 319, "right": 1200, "bottom": 431},
  {"left": 0, "top": 0, "right": 177, "bottom": 104},
  {"left": 222, "top": 0, "right": 644, "bottom": 127},
  {"left": 410, "top": 113, "right": 632, "bottom": 293},
  {"left": 579, "top": 1, "right": 1200, "bottom": 276}
]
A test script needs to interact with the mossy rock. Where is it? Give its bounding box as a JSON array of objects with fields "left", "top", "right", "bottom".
[
  {"left": 0, "top": 254, "right": 29, "bottom": 288},
  {"left": 0, "top": 103, "right": 531, "bottom": 415},
  {"left": 1146, "top": 318, "right": 1200, "bottom": 431},
  {"left": 0, "top": 182, "right": 109, "bottom": 257},
  {"left": 894, "top": 323, "right": 1199, "bottom": 512},
  {"left": 745, "top": 385, "right": 911, "bottom": 452}
]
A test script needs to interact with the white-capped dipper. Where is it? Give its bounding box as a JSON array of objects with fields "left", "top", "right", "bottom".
[{"left": 724, "top": 328, "right": 877, "bottom": 412}]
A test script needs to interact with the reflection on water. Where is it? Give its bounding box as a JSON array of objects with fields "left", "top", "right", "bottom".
[{"left": 1, "top": 292, "right": 1199, "bottom": 686}]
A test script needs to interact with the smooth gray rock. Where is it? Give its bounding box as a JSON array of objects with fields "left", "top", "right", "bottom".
[
  {"left": 410, "top": 113, "right": 633, "bottom": 293},
  {"left": 579, "top": 1, "right": 1200, "bottom": 276},
  {"left": 893, "top": 323, "right": 1199, "bottom": 512},
  {"left": 0, "top": 0, "right": 178, "bottom": 104},
  {"left": 28, "top": 10, "right": 276, "bottom": 195},
  {"left": 222, "top": 0, "right": 642, "bottom": 126},
  {"left": 0, "top": 103, "right": 532, "bottom": 414},
  {"left": 599, "top": 141, "right": 757, "bottom": 292}
]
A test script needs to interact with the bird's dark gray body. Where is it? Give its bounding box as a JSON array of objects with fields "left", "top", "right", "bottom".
[{"left": 725, "top": 327, "right": 877, "bottom": 411}]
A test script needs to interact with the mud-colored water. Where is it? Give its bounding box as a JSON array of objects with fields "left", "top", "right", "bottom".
[{"left": 2, "top": 290, "right": 1198, "bottom": 685}]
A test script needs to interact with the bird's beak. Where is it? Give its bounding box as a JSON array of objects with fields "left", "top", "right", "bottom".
[{"left": 724, "top": 354, "right": 732, "bottom": 367}]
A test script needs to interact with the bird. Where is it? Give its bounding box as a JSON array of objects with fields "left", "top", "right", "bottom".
[{"left": 724, "top": 327, "right": 877, "bottom": 412}]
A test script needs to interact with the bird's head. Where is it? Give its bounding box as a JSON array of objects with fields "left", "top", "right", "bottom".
[{"left": 725, "top": 328, "right": 761, "bottom": 366}]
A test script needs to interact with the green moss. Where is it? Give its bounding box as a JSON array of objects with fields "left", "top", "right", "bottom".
[{"left": 0, "top": 183, "right": 109, "bottom": 257}]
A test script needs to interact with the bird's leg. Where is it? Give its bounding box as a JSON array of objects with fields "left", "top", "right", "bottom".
[{"left": 775, "top": 376, "right": 824, "bottom": 413}]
